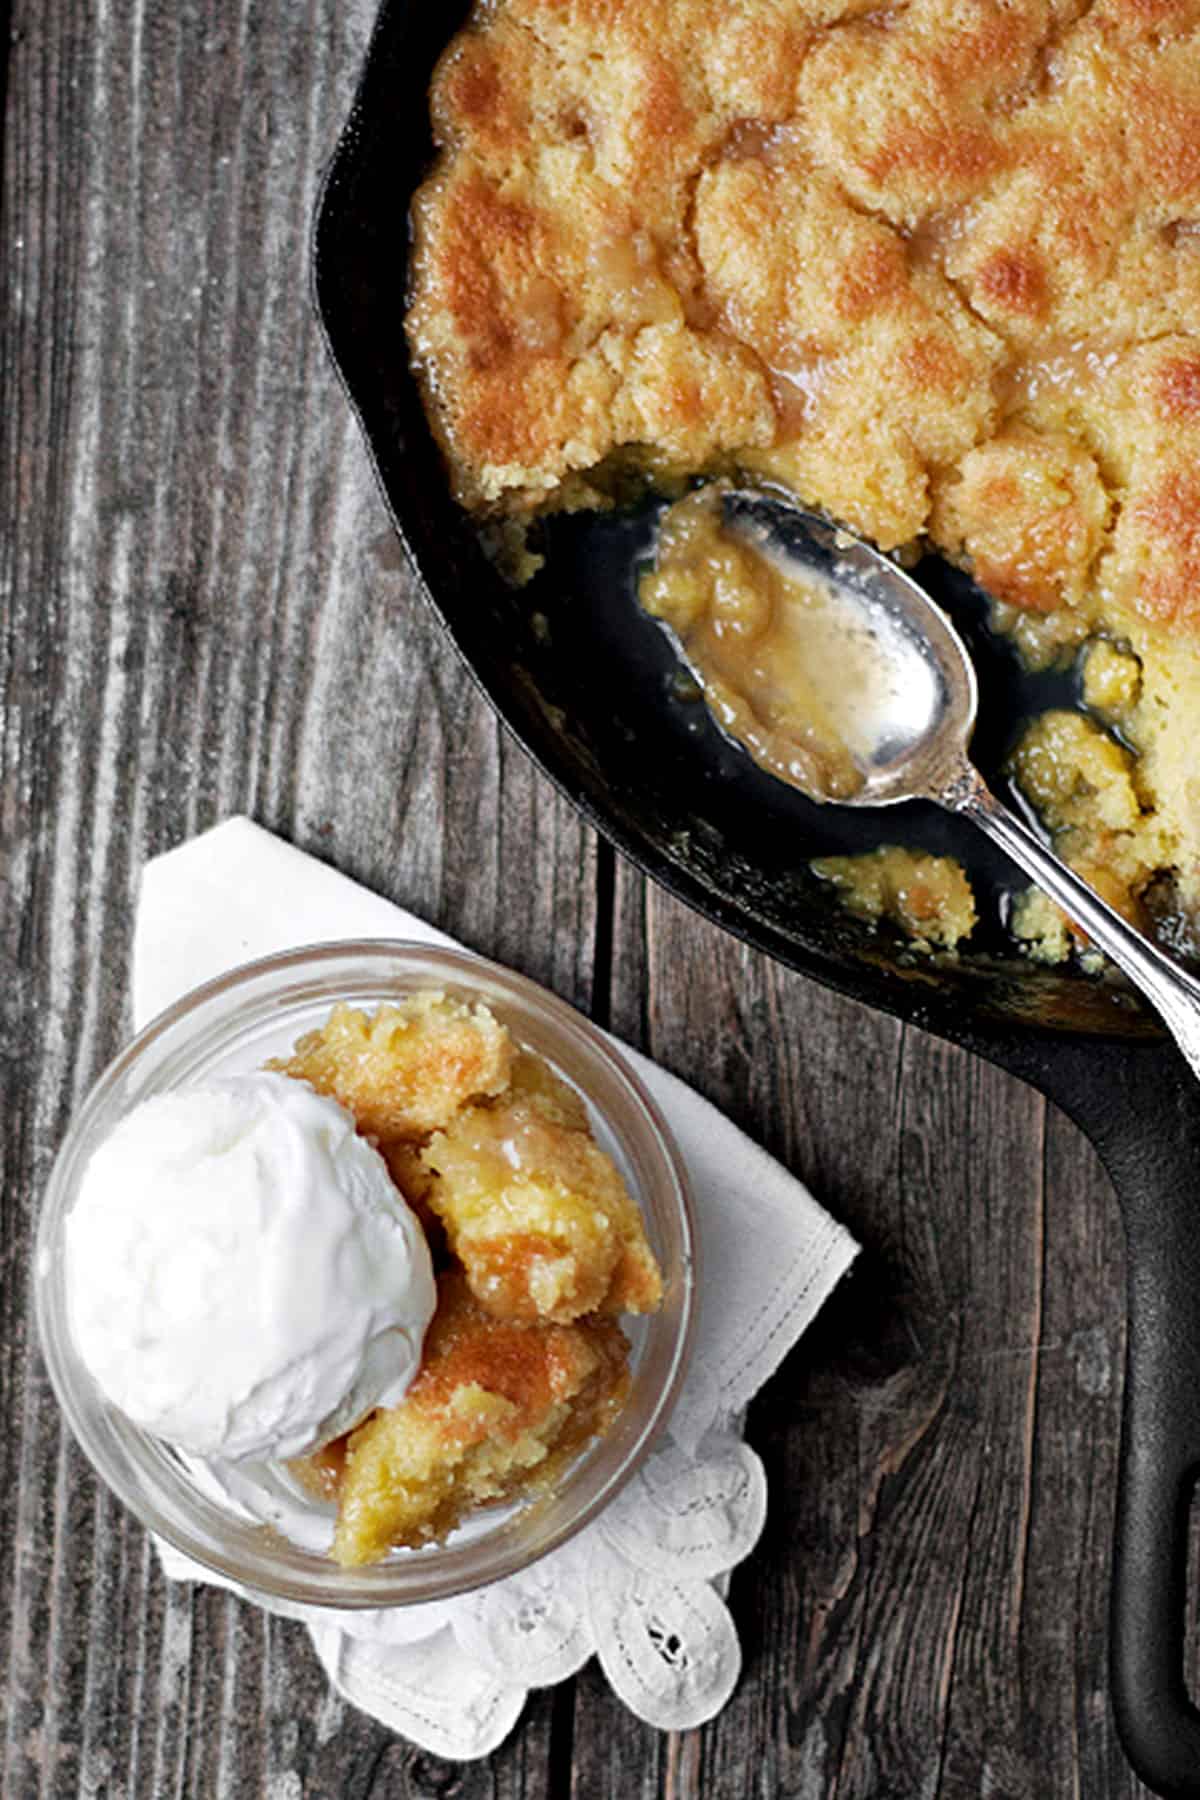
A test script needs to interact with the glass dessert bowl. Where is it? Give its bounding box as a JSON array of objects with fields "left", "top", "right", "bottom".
[{"left": 35, "top": 941, "right": 696, "bottom": 1608}]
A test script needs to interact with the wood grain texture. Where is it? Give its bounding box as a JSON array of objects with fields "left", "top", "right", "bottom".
[
  {"left": 0, "top": 0, "right": 1173, "bottom": 1795},
  {"left": 600, "top": 867, "right": 1151, "bottom": 1799}
]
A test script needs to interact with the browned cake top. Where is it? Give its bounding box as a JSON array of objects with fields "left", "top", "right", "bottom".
[{"left": 407, "top": 0, "right": 1200, "bottom": 632}]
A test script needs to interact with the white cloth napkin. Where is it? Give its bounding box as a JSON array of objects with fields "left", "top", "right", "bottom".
[{"left": 136, "top": 818, "right": 857, "bottom": 1756}]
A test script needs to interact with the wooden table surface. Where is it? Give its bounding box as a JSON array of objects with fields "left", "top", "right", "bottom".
[{"left": 1, "top": 3, "right": 1181, "bottom": 1795}]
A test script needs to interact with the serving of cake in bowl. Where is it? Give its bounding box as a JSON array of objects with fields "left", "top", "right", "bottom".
[
  {"left": 274, "top": 992, "right": 662, "bottom": 1565},
  {"left": 405, "top": 0, "right": 1200, "bottom": 961},
  {"left": 36, "top": 944, "right": 694, "bottom": 1605}
]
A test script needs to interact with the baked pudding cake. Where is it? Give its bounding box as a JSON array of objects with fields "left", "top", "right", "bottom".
[
  {"left": 407, "top": 0, "right": 1200, "bottom": 959},
  {"left": 315, "top": 1270, "right": 631, "bottom": 1567},
  {"left": 274, "top": 992, "right": 662, "bottom": 1564}
]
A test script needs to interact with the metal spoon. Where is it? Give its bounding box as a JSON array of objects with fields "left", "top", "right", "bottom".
[{"left": 714, "top": 487, "right": 1200, "bottom": 1081}]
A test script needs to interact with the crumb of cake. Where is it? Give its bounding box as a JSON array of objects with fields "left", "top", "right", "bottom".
[
  {"left": 1010, "top": 887, "right": 1076, "bottom": 966},
  {"left": 479, "top": 516, "right": 546, "bottom": 585},
  {"left": 325, "top": 1271, "right": 630, "bottom": 1565},
  {"left": 993, "top": 600, "right": 1094, "bottom": 673},
  {"left": 421, "top": 1072, "right": 663, "bottom": 1323},
  {"left": 1011, "top": 709, "right": 1143, "bottom": 837},
  {"left": 1008, "top": 886, "right": 1106, "bottom": 971},
  {"left": 1122, "top": 626, "right": 1200, "bottom": 913},
  {"left": 1008, "top": 708, "right": 1173, "bottom": 926},
  {"left": 269, "top": 993, "right": 512, "bottom": 1140},
  {"left": 1082, "top": 639, "right": 1142, "bottom": 717},
  {"left": 812, "top": 847, "right": 978, "bottom": 951}
]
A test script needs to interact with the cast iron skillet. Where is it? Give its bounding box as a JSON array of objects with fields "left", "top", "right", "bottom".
[{"left": 314, "top": 5, "right": 1200, "bottom": 1791}]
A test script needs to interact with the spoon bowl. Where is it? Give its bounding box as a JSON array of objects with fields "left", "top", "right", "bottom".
[
  {"left": 721, "top": 490, "right": 979, "bottom": 807},
  {"left": 700, "top": 486, "right": 1200, "bottom": 1085}
]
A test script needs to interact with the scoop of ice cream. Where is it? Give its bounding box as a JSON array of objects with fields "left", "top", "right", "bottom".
[{"left": 64, "top": 1072, "right": 435, "bottom": 1462}]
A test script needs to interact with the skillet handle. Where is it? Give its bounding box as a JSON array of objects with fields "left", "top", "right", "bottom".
[{"left": 1037, "top": 1037, "right": 1200, "bottom": 1797}]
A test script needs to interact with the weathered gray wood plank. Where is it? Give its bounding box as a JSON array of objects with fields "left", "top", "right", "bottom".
[{"left": 1, "top": 1, "right": 585, "bottom": 1794}]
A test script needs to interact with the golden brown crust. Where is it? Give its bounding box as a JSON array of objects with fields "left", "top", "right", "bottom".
[
  {"left": 929, "top": 426, "right": 1112, "bottom": 614},
  {"left": 421, "top": 1080, "right": 663, "bottom": 1322},
  {"left": 812, "top": 847, "right": 978, "bottom": 951},
  {"left": 408, "top": 0, "right": 1200, "bottom": 630},
  {"left": 327, "top": 1272, "right": 630, "bottom": 1564},
  {"left": 268, "top": 993, "right": 512, "bottom": 1141},
  {"left": 411, "top": 0, "right": 1200, "bottom": 934}
]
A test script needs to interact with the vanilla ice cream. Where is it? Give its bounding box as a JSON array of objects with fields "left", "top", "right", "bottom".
[{"left": 64, "top": 1072, "right": 436, "bottom": 1462}]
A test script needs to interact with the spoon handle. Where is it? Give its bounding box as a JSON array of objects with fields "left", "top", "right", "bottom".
[{"left": 950, "top": 764, "right": 1200, "bottom": 1083}]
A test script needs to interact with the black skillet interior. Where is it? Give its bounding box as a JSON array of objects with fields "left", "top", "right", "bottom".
[{"left": 314, "top": 5, "right": 1200, "bottom": 1793}]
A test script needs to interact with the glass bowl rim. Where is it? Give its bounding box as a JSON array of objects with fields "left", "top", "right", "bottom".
[{"left": 35, "top": 938, "right": 698, "bottom": 1608}]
